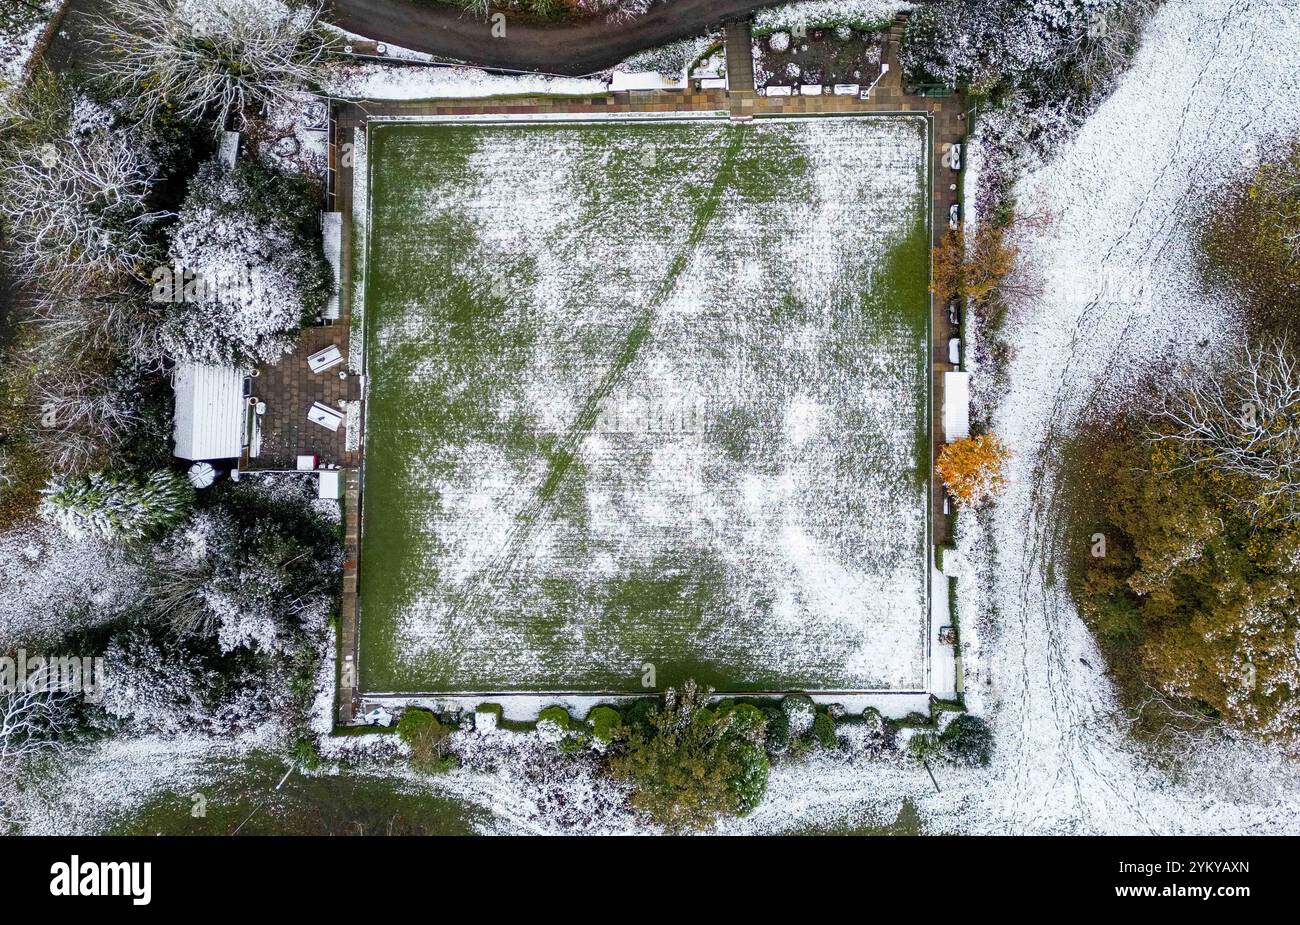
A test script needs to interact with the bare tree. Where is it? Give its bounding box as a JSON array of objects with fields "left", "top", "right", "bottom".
[
  {"left": 0, "top": 132, "right": 165, "bottom": 289},
  {"left": 0, "top": 689, "right": 75, "bottom": 765},
  {"left": 1152, "top": 337, "right": 1300, "bottom": 523},
  {"left": 0, "top": 688, "right": 77, "bottom": 824},
  {"left": 31, "top": 364, "right": 148, "bottom": 474},
  {"left": 1064, "top": 0, "right": 1160, "bottom": 90},
  {"left": 88, "top": 0, "right": 334, "bottom": 131},
  {"left": 143, "top": 554, "right": 217, "bottom": 636},
  {"left": 30, "top": 285, "right": 167, "bottom": 369}
]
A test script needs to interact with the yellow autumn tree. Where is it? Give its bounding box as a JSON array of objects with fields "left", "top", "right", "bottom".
[
  {"left": 930, "top": 224, "right": 1020, "bottom": 303},
  {"left": 931, "top": 230, "right": 965, "bottom": 300},
  {"left": 937, "top": 434, "right": 1009, "bottom": 508}
]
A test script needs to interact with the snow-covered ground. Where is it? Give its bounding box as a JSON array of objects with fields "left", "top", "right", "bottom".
[
  {"left": 941, "top": 0, "right": 1300, "bottom": 834},
  {"left": 0, "top": 0, "right": 57, "bottom": 91},
  {"left": 0, "top": 523, "right": 147, "bottom": 649},
  {"left": 325, "top": 63, "right": 609, "bottom": 101},
  {"left": 752, "top": 0, "right": 911, "bottom": 31}
]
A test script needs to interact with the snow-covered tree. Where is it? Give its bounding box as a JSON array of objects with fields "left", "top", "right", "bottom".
[
  {"left": 161, "top": 158, "right": 332, "bottom": 365},
  {"left": 89, "top": 0, "right": 333, "bottom": 131},
  {"left": 1079, "top": 367, "right": 1300, "bottom": 753},
  {"left": 31, "top": 363, "right": 150, "bottom": 475},
  {"left": 901, "top": 0, "right": 1157, "bottom": 160},
  {"left": 0, "top": 98, "right": 165, "bottom": 288},
  {"left": 146, "top": 478, "right": 340, "bottom": 653},
  {"left": 98, "top": 624, "right": 290, "bottom": 737},
  {"left": 609, "top": 680, "right": 770, "bottom": 830},
  {"left": 1153, "top": 338, "right": 1300, "bottom": 525},
  {"left": 98, "top": 627, "right": 221, "bottom": 735},
  {"left": 41, "top": 469, "right": 194, "bottom": 541},
  {"left": 31, "top": 285, "right": 167, "bottom": 371}
]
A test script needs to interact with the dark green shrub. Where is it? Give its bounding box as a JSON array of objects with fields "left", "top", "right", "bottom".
[
  {"left": 292, "top": 735, "right": 321, "bottom": 771},
  {"left": 730, "top": 741, "right": 770, "bottom": 816},
  {"left": 939, "top": 714, "right": 993, "bottom": 767},
  {"left": 537, "top": 705, "right": 571, "bottom": 730},
  {"left": 907, "top": 729, "right": 941, "bottom": 762},
  {"left": 780, "top": 693, "right": 816, "bottom": 737},
  {"left": 761, "top": 704, "right": 790, "bottom": 754},
  {"left": 587, "top": 705, "right": 623, "bottom": 746},
  {"left": 539, "top": 705, "right": 586, "bottom": 749},
  {"left": 812, "top": 711, "right": 838, "bottom": 750},
  {"left": 621, "top": 697, "right": 660, "bottom": 733},
  {"left": 726, "top": 703, "right": 768, "bottom": 742},
  {"left": 399, "top": 708, "right": 456, "bottom": 772}
]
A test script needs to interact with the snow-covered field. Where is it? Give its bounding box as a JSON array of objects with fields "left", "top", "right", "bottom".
[
  {"left": 360, "top": 115, "right": 931, "bottom": 694},
  {"left": 940, "top": 0, "right": 1300, "bottom": 834}
]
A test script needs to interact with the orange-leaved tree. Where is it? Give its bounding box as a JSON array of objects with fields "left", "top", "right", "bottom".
[
  {"left": 937, "top": 434, "right": 1009, "bottom": 508},
  {"left": 930, "top": 224, "right": 1020, "bottom": 303}
]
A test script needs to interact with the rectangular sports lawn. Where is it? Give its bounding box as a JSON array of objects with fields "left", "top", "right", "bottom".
[{"left": 359, "top": 115, "right": 930, "bottom": 693}]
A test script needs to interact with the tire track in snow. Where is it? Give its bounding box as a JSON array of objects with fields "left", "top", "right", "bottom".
[{"left": 444, "top": 128, "right": 746, "bottom": 630}]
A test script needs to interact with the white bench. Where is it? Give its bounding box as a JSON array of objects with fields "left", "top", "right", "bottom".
[
  {"left": 307, "top": 344, "right": 344, "bottom": 374},
  {"left": 308, "top": 401, "right": 344, "bottom": 432}
]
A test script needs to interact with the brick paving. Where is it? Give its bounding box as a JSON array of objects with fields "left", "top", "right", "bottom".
[
  {"left": 246, "top": 326, "right": 362, "bottom": 470},
  {"left": 338, "top": 469, "right": 362, "bottom": 721},
  {"left": 724, "top": 19, "right": 757, "bottom": 119},
  {"left": 318, "top": 12, "right": 966, "bottom": 716}
]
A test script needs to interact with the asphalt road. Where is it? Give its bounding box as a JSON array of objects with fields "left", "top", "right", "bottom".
[{"left": 328, "top": 0, "right": 783, "bottom": 75}]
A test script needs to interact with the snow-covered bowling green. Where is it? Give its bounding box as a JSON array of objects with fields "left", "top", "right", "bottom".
[{"left": 355, "top": 115, "right": 932, "bottom": 693}]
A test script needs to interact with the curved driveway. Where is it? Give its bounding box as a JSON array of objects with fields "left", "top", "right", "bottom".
[{"left": 329, "top": 0, "right": 780, "bottom": 75}]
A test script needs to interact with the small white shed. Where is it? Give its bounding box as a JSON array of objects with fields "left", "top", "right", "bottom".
[
  {"left": 322, "top": 212, "right": 342, "bottom": 320},
  {"left": 172, "top": 363, "right": 247, "bottom": 461},
  {"left": 942, "top": 371, "right": 970, "bottom": 443},
  {"left": 218, "top": 131, "right": 241, "bottom": 169}
]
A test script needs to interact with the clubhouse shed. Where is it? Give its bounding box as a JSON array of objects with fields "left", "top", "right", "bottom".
[
  {"left": 172, "top": 362, "right": 248, "bottom": 461},
  {"left": 942, "top": 371, "right": 970, "bottom": 443}
]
